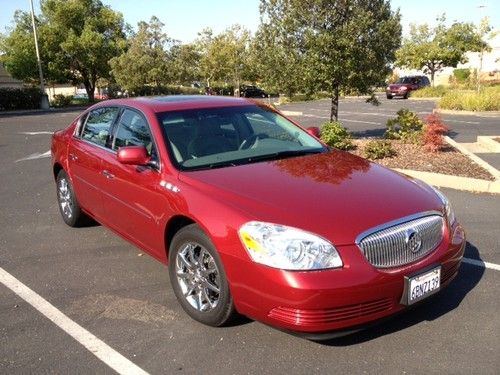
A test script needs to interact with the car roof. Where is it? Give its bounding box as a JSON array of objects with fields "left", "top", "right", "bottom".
[{"left": 97, "top": 95, "right": 255, "bottom": 113}]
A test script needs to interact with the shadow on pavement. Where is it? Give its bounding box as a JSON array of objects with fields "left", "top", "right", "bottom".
[
  {"left": 351, "top": 128, "right": 385, "bottom": 138},
  {"left": 316, "top": 241, "right": 484, "bottom": 346}
]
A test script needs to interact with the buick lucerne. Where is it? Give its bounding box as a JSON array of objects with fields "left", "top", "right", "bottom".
[{"left": 51, "top": 96, "right": 465, "bottom": 338}]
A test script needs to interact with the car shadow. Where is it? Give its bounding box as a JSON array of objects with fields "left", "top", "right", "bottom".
[{"left": 315, "top": 241, "right": 484, "bottom": 346}]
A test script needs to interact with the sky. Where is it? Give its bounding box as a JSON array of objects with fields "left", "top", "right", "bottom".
[{"left": 0, "top": 0, "right": 498, "bottom": 42}]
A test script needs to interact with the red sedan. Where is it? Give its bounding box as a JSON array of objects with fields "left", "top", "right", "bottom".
[{"left": 51, "top": 96, "right": 465, "bottom": 338}]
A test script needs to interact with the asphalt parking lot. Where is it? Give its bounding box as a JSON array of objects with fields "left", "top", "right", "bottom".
[{"left": 0, "top": 100, "right": 499, "bottom": 374}]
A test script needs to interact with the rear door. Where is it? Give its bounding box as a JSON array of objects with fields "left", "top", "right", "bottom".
[
  {"left": 99, "top": 108, "right": 167, "bottom": 259},
  {"left": 68, "top": 106, "right": 120, "bottom": 221}
]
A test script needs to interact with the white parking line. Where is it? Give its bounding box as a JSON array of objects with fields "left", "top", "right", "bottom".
[
  {"left": 462, "top": 257, "right": 500, "bottom": 271},
  {"left": 19, "top": 131, "right": 54, "bottom": 135},
  {"left": 443, "top": 119, "right": 480, "bottom": 125},
  {"left": 0, "top": 267, "right": 149, "bottom": 375},
  {"left": 15, "top": 150, "right": 51, "bottom": 162},
  {"left": 301, "top": 113, "right": 381, "bottom": 125}
]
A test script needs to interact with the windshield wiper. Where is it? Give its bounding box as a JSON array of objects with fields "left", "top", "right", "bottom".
[{"left": 246, "top": 149, "right": 325, "bottom": 163}]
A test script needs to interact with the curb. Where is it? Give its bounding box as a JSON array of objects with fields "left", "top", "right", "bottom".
[
  {"left": 408, "top": 97, "right": 440, "bottom": 101},
  {"left": 433, "top": 108, "right": 500, "bottom": 117},
  {"left": 0, "top": 106, "right": 89, "bottom": 118},
  {"left": 393, "top": 168, "right": 500, "bottom": 194},
  {"left": 444, "top": 136, "right": 500, "bottom": 180},
  {"left": 477, "top": 136, "right": 500, "bottom": 152}
]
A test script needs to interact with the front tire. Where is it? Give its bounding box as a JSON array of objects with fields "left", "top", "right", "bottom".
[
  {"left": 168, "top": 224, "right": 235, "bottom": 327},
  {"left": 56, "top": 170, "right": 88, "bottom": 227}
]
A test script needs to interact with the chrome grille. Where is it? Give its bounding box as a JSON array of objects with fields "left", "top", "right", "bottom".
[{"left": 357, "top": 214, "right": 444, "bottom": 268}]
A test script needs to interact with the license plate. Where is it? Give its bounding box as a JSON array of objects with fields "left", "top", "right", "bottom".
[{"left": 404, "top": 266, "right": 441, "bottom": 305}]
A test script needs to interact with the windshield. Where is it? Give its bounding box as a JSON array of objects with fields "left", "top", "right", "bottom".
[
  {"left": 396, "top": 77, "right": 417, "bottom": 84},
  {"left": 158, "top": 105, "right": 326, "bottom": 170}
]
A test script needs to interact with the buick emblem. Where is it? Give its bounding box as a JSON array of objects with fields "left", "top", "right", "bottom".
[{"left": 405, "top": 229, "right": 422, "bottom": 253}]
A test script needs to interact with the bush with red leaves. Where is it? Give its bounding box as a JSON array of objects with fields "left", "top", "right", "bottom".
[{"left": 423, "top": 114, "right": 449, "bottom": 152}]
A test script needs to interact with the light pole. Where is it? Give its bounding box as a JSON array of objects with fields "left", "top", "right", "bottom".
[
  {"left": 477, "top": 5, "right": 486, "bottom": 93},
  {"left": 29, "top": 0, "right": 49, "bottom": 109}
]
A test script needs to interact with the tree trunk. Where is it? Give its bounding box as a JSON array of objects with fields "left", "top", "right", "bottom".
[
  {"left": 329, "top": 86, "right": 339, "bottom": 122},
  {"left": 430, "top": 67, "right": 435, "bottom": 87}
]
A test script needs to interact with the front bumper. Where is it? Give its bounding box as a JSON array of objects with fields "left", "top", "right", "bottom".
[
  {"left": 223, "top": 222, "right": 465, "bottom": 335},
  {"left": 386, "top": 89, "right": 408, "bottom": 97}
]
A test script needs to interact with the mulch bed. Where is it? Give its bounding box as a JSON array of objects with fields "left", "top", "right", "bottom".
[
  {"left": 349, "top": 139, "right": 495, "bottom": 181},
  {"left": 494, "top": 137, "right": 500, "bottom": 143}
]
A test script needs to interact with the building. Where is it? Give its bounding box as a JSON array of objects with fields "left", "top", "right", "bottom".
[{"left": 0, "top": 63, "right": 23, "bottom": 88}]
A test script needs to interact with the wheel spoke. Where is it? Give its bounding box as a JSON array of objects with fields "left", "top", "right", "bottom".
[
  {"left": 175, "top": 240, "right": 221, "bottom": 313},
  {"left": 203, "top": 279, "right": 220, "bottom": 294}
]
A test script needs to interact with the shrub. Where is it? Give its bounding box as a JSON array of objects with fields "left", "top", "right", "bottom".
[
  {"left": 0, "top": 87, "right": 43, "bottom": 111},
  {"left": 423, "top": 114, "right": 449, "bottom": 152},
  {"left": 385, "top": 108, "right": 424, "bottom": 143},
  {"left": 453, "top": 68, "right": 471, "bottom": 83},
  {"left": 439, "top": 86, "right": 500, "bottom": 111},
  {"left": 51, "top": 94, "right": 73, "bottom": 108},
  {"left": 320, "top": 121, "right": 354, "bottom": 150},
  {"left": 410, "top": 85, "right": 448, "bottom": 98},
  {"left": 363, "top": 140, "right": 396, "bottom": 160}
]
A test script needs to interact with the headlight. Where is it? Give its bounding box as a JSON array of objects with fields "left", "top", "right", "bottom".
[
  {"left": 399, "top": 86, "right": 408, "bottom": 91},
  {"left": 239, "top": 222, "right": 343, "bottom": 270},
  {"left": 429, "top": 186, "right": 456, "bottom": 226}
]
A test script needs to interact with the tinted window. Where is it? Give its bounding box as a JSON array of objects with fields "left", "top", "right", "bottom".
[
  {"left": 112, "top": 109, "right": 153, "bottom": 153},
  {"left": 81, "top": 107, "right": 119, "bottom": 147}
]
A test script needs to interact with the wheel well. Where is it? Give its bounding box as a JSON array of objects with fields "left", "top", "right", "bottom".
[
  {"left": 53, "top": 163, "right": 63, "bottom": 180},
  {"left": 164, "top": 215, "right": 195, "bottom": 260}
]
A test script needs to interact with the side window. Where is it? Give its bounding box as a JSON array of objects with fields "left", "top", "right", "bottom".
[
  {"left": 81, "top": 107, "right": 119, "bottom": 147},
  {"left": 112, "top": 109, "right": 153, "bottom": 154}
]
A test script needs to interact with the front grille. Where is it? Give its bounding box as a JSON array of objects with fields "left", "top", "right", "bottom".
[
  {"left": 357, "top": 214, "right": 444, "bottom": 268},
  {"left": 268, "top": 298, "right": 393, "bottom": 326}
]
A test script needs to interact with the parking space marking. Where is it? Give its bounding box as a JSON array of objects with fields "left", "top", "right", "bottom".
[
  {"left": 19, "top": 131, "right": 54, "bottom": 135},
  {"left": 0, "top": 267, "right": 149, "bottom": 375},
  {"left": 301, "top": 113, "right": 381, "bottom": 125},
  {"left": 442, "top": 119, "right": 480, "bottom": 125},
  {"left": 462, "top": 257, "right": 500, "bottom": 271},
  {"left": 15, "top": 150, "right": 51, "bottom": 162}
]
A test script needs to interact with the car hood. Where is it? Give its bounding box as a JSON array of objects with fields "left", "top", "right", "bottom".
[{"left": 178, "top": 150, "right": 442, "bottom": 245}]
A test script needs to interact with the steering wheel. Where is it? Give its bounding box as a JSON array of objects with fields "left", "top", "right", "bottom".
[{"left": 239, "top": 133, "right": 269, "bottom": 150}]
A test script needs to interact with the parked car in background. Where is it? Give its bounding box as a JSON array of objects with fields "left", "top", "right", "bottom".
[
  {"left": 240, "top": 85, "right": 268, "bottom": 98},
  {"left": 386, "top": 75, "right": 431, "bottom": 99},
  {"left": 51, "top": 95, "right": 464, "bottom": 338}
]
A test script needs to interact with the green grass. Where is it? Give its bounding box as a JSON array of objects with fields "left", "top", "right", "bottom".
[
  {"left": 410, "top": 85, "right": 449, "bottom": 98},
  {"left": 439, "top": 86, "right": 500, "bottom": 111}
]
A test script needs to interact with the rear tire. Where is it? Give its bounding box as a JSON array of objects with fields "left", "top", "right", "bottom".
[
  {"left": 56, "top": 170, "right": 89, "bottom": 227},
  {"left": 386, "top": 95, "right": 393, "bottom": 99},
  {"left": 168, "top": 224, "right": 235, "bottom": 327}
]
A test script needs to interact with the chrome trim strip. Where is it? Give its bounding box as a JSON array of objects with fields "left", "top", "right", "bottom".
[{"left": 355, "top": 210, "right": 443, "bottom": 245}]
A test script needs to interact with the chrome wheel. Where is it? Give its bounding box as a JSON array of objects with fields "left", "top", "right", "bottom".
[
  {"left": 58, "top": 177, "right": 73, "bottom": 219},
  {"left": 175, "top": 242, "right": 221, "bottom": 312}
]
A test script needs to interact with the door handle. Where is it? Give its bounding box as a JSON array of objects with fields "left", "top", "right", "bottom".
[
  {"left": 102, "top": 170, "right": 115, "bottom": 179},
  {"left": 68, "top": 153, "right": 78, "bottom": 161}
]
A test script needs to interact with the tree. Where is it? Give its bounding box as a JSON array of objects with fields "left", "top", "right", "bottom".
[
  {"left": 0, "top": 0, "right": 126, "bottom": 101},
  {"left": 110, "top": 16, "right": 173, "bottom": 94},
  {"left": 196, "top": 25, "right": 253, "bottom": 92},
  {"left": 169, "top": 43, "right": 201, "bottom": 85},
  {"left": 0, "top": 10, "right": 66, "bottom": 85},
  {"left": 395, "top": 16, "right": 484, "bottom": 86},
  {"left": 258, "top": 0, "right": 402, "bottom": 121}
]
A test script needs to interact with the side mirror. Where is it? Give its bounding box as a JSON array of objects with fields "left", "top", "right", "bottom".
[
  {"left": 117, "top": 146, "right": 150, "bottom": 165},
  {"left": 306, "top": 126, "right": 321, "bottom": 138}
]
